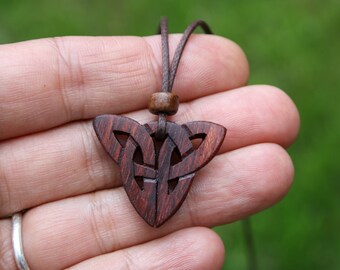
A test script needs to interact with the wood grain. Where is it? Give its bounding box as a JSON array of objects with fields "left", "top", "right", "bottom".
[{"left": 93, "top": 115, "right": 226, "bottom": 227}]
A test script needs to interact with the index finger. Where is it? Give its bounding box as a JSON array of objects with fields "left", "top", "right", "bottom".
[{"left": 0, "top": 35, "right": 248, "bottom": 140}]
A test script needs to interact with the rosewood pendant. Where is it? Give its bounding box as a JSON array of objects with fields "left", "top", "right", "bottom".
[
  {"left": 93, "top": 115, "right": 226, "bottom": 227},
  {"left": 93, "top": 18, "right": 226, "bottom": 227}
]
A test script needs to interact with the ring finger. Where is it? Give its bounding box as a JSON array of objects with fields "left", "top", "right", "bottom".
[
  {"left": 0, "top": 85, "right": 299, "bottom": 217},
  {"left": 1, "top": 142, "right": 293, "bottom": 269}
]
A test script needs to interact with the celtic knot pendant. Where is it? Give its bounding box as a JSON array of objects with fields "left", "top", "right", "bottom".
[
  {"left": 93, "top": 18, "right": 227, "bottom": 227},
  {"left": 93, "top": 115, "right": 226, "bottom": 227}
]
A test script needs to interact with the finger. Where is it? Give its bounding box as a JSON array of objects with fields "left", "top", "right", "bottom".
[
  {"left": 68, "top": 227, "right": 224, "bottom": 270},
  {"left": 0, "top": 143, "right": 293, "bottom": 269},
  {"left": 0, "top": 85, "right": 299, "bottom": 216},
  {"left": 0, "top": 35, "right": 248, "bottom": 140},
  {"left": 0, "top": 219, "right": 15, "bottom": 269}
]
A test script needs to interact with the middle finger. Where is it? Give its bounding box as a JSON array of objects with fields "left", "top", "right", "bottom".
[{"left": 0, "top": 85, "right": 299, "bottom": 216}]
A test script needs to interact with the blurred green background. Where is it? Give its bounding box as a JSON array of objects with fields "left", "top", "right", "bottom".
[{"left": 1, "top": 0, "right": 339, "bottom": 269}]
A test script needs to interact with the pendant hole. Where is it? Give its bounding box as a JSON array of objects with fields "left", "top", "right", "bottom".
[
  {"left": 170, "top": 147, "right": 182, "bottom": 165},
  {"left": 135, "top": 176, "right": 144, "bottom": 190},
  {"left": 133, "top": 146, "right": 143, "bottom": 165},
  {"left": 190, "top": 133, "right": 206, "bottom": 150},
  {"left": 168, "top": 178, "right": 179, "bottom": 194},
  {"left": 114, "top": 131, "right": 129, "bottom": 147},
  {"left": 152, "top": 136, "right": 165, "bottom": 170}
]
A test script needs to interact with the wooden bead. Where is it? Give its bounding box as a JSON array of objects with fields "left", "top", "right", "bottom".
[{"left": 148, "top": 92, "right": 179, "bottom": 116}]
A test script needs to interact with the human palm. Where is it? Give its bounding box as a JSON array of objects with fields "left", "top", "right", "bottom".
[{"left": 0, "top": 34, "right": 299, "bottom": 269}]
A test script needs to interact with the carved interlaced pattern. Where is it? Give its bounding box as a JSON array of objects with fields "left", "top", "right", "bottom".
[{"left": 93, "top": 115, "right": 225, "bottom": 227}]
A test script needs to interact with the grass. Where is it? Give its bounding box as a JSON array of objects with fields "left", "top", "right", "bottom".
[{"left": 1, "top": 0, "right": 339, "bottom": 269}]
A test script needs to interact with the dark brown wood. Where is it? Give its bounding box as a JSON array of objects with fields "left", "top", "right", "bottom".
[
  {"left": 148, "top": 92, "right": 179, "bottom": 116},
  {"left": 93, "top": 115, "right": 226, "bottom": 227}
]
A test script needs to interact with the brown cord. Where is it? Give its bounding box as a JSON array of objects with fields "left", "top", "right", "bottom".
[{"left": 155, "top": 17, "right": 212, "bottom": 140}]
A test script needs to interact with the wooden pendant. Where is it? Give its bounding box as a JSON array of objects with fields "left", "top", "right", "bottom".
[{"left": 93, "top": 115, "right": 226, "bottom": 227}]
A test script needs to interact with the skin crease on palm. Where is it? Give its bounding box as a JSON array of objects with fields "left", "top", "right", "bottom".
[{"left": 0, "top": 34, "right": 300, "bottom": 270}]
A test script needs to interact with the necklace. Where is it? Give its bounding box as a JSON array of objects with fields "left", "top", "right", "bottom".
[{"left": 93, "top": 17, "right": 226, "bottom": 227}]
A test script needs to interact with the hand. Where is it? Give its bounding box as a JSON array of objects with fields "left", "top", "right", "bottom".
[{"left": 0, "top": 34, "right": 299, "bottom": 269}]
